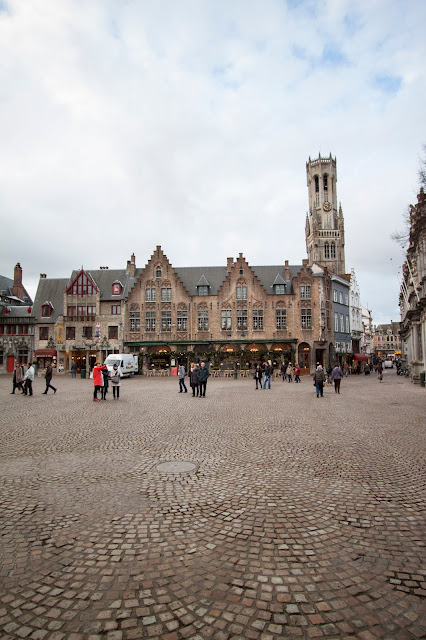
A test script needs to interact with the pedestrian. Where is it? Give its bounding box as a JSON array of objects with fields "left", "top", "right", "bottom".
[
  {"left": 286, "top": 363, "right": 293, "bottom": 382},
  {"left": 110, "top": 363, "right": 122, "bottom": 399},
  {"left": 344, "top": 362, "right": 349, "bottom": 377},
  {"left": 294, "top": 363, "right": 301, "bottom": 383},
  {"left": 331, "top": 364, "right": 343, "bottom": 394},
  {"left": 178, "top": 363, "right": 188, "bottom": 393},
  {"left": 92, "top": 362, "right": 107, "bottom": 401},
  {"left": 254, "top": 364, "right": 262, "bottom": 389},
  {"left": 313, "top": 364, "right": 325, "bottom": 398},
  {"left": 101, "top": 365, "right": 110, "bottom": 400},
  {"left": 11, "top": 362, "right": 24, "bottom": 394},
  {"left": 280, "top": 362, "right": 286, "bottom": 381},
  {"left": 326, "top": 364, "right": 333, "bottom": 385},
  {"left": 190, "top": 364, "right": 199, "bottom": 396},
  {"left": 377, "top": 362, "right": 383, "bottom": 382},
  {"left": 197, "top": 361, "right": 210, "bottom": 397},
  {"left": 42, "top": 360, "right": 57, "bottom": 394},
  {"left": 71, "top": 362, "right": 77, "bottom": 378},
  {"left": 23, "top": 362, "right": 35, "bottom": 396},
  {"left": 263, "top": 360, "right": 273, "bottom": 390}
]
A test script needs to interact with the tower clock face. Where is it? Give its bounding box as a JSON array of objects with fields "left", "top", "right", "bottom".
[{"left": 323, "top": 201, "right": 332, "bottom": 212}]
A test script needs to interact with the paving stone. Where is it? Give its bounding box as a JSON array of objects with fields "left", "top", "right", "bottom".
[{"left": 1, "top": 374, "right": 425, "bottom": 639}]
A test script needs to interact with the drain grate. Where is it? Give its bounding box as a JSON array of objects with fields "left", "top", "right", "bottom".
[{"left": 156, "top": 461, "right": 199, "bottom": 474}]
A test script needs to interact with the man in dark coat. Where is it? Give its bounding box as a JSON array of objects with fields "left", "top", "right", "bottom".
[
  {"left": 197, "top": 361, "right": 210, "bottom": 397},
  {"left": 43, "top": 361, "right": 57, "bottom": 394}
]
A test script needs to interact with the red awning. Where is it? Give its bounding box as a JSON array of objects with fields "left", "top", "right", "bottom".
[
  {"left": 35, "top": 349, "right": 57, "bottom": 357},
  {"left": 353, "top": 353, "right": 369, "bottom": 362}
]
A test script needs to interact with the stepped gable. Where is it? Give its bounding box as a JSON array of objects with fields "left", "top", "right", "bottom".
[
  {"left": 143, "top": 245, "right": 191, "bottom": 296},
  {"left": 217, "top": 254, "right": 267, "bottom": 298}
]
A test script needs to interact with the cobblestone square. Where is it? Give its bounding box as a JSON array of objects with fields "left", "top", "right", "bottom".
[{"left": 1, "top": 371, "right": 425, "bottom": 639}]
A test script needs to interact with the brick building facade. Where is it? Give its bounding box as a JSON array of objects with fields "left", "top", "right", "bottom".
[{"left": 125, "top": 247, "right": 335, "bottom": 374}]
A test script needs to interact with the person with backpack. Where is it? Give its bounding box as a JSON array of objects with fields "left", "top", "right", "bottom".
[{"left": 313, "top": 364, "right": 325, "bottom": 397}]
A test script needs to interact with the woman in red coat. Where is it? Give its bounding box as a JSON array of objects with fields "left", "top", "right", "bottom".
[{"left": 92, "top": 363, "right": 107, "bottom": 402}]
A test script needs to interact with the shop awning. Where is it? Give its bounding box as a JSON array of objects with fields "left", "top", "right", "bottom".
[
  {"left": 35, "top": 349, "right": 57, "bottom": 357},
  {"left": 353, "top": 353, "right": 369, "bottom": 362}
]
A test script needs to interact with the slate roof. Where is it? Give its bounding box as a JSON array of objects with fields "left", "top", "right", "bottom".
[
  {"left": 174, "top": 265, "right": 303, "bottom": 296},
  {"left": 68, "top": 269, "right": 143, "bottom": 301},
  {"left": 32, "top": 278, "right": 68, "bottom": 324},
  {"left": 0, "top": 274, "right": 32, "bottom": 304}
]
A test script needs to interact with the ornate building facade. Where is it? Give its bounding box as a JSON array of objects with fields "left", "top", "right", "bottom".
[
  {"left": 0, "top": 263, "right": 35, "bottom": 373},
  {"left": 305, "top": 154, "right": 346, "bottom": 275},
  {"left": 125, "top": 247, "right": 335, "bottom": 373},
  {"left": 32, "top": 256, "right": 139, "bottom": 372},
  {"left": 399, "top": 187, "right": 426, "bottom": 383}
]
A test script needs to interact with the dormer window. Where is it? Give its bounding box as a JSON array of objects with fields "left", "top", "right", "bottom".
[
  {"left": 274, "top": 284, "right": 285, "bottom": 294},
  {"left": 196, "top": 275, "right": 210, "bottom": 297},
  {"left": 42, "top": 304, "right": 52, "bottom": 317},
  {"left": 112, "top": 282, "right": 122, "bottom": 296}
]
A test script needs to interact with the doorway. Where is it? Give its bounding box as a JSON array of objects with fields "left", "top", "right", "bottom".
[{"left": 298, "top": 343, "right": 310, "bottom": 374}]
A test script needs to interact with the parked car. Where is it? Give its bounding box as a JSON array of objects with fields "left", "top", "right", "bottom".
[{"left": 383, "top": 360, "right": 394, "bottom": 368}]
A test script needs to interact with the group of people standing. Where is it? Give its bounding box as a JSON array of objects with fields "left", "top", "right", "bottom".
[
  {"left": 280, "top": 362, "right": 301, "bottom": 383},
  {"left": 178, "top": 362, "right": 210, "bottom": 397},
  {"left": 92, "top": 362, "right": 122, "bottom": 401}
]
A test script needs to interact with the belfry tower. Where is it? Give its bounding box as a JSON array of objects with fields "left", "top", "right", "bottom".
[{"left": 305, "top": 153, "right": 345, "bottom": 275}]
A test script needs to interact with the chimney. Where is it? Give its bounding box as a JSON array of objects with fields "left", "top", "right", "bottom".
[
  {"left": 284, "top": 260, "right": 290, "bottom": 281},
  {"left": 302, "top": 259, "right": 308, "bottom": 267},
  {"left": 40, "top": 273, "right": 47, "bottom": 279},
  {"left": 227, "top": 257, "right": 234, "bottom": 272},
  {"left": 12, "top": 263, "right": 24, "bottom": 299},
  {"left": 127, "top": 254, "right": 136, "bottom": 277}
]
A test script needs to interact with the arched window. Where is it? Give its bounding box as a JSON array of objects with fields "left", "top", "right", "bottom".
[
  {"left": 323, "top": 174, "right": 328, "bottom": 193},
  {"left": 330, "top": 242, "right": 336, "bottom": 258},
  {"left": 324, "top": 242, "right": 330, "bottom": 259}
]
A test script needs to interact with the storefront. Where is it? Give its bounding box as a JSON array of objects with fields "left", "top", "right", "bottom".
[{"left": 34, "top": 348, "right": 57, "bottom": 369}]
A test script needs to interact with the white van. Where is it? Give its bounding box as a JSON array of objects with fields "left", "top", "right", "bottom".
[{"left": 104, "top": 354, "right": 138, "bottom": 377}]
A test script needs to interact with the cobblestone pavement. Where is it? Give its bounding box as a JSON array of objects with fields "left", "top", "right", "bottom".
[{"left": 1, "top": 371, "right": 425, "bottom": 640}]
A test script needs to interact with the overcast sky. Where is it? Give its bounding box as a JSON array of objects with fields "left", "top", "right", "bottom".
[{"left": 1, "top": 0, "right": 425, "bottom": 324}]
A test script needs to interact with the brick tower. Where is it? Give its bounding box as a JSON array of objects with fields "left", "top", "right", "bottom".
[{"left": 305, "top": 153, "right": 345, "bottom": 275}]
